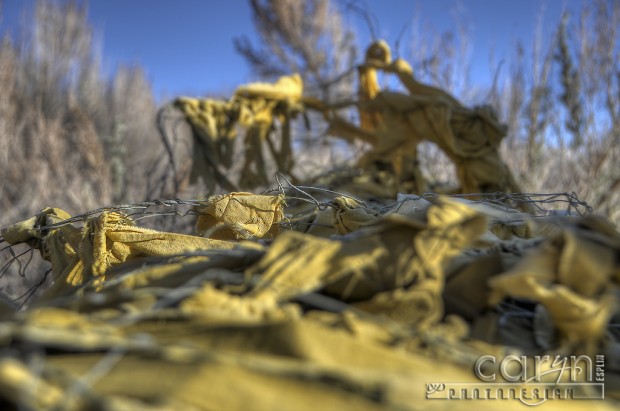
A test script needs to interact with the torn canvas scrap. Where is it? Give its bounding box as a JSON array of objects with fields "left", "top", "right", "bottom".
[
  {"left": 174, "top": 97, "right": 237, "bottom": 143},
  {"left": 170, "top": 74, "right": 303, "bottom": 194},
  {"left": 195, "top": 192, "right": 285, "bottom": 240},
  {"left": 1, "top": 188, "right": 620, "bottom": 409},
  {"left": 332, "top": 40, "right": 522, "bottom": 197},
  {"left": 3, "top": 208, "right": 243, "bottom": 302},
  {"left": 1, "top": 207, "right": 78, "bottom": 256},
  {"left": 488, "top": 216, "right": 620, "bottom": 352},
  {"left": 173, "top": 97, "right": 239, "bottom": 193},
  {"left": 331, "top": 196, "right": 380, "bottom": 235},
  {"left": 428, "top": 196, "right": 533, "bottom": 241},
  {"left": 234, "top": 73, "right": 303, "bottom": 102},
  {"left": 317, "top": 199, "right": 485, "bottom": 329},
  {"left": 249, "top": 231, "right": 343, "bottom": 301},
  {"left": 2, "top": 208, "right": 82, "bottom": 296},
  {"left": 180, "top": 283, "right": 301, "bottom": 323},
  {"left": 78, "top": 211, "right": 239, "bottom": 282},
  {"left": 251, "top": 197, "right": 487, "bottom": 331}
]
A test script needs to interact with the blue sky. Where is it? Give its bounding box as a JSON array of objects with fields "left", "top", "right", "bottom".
[{"left": 2, "top": 0, "right": 580, "bottom": 100}]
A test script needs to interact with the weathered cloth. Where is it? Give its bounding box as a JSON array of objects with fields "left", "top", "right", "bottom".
[
  {"left": 195, "top": 192, "right": 285, "bottom": 240},
  {"left": 326, "top": 40, "right": 522, "bottom": 198},
  {"left": 173, "top": 74, "right": 303, "bottom": 193},
  {"left": 0, "top": 195, "right": 618, "bottom": 409}
]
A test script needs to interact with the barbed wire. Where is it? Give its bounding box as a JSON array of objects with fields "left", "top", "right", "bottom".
[
  {"left": 419, "top": 191, "right": 593, "bottom": 216},
  {"left": 1, "top": 188, "right": 589, "bottom": 241},
  {"left": 0, "top": 171, "right": 598, "bottom": 307}
]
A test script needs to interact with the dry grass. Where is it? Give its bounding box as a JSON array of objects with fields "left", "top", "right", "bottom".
[
  {"left": 0, "top": 0, "right": 163, "bottom": 298},
  {"left": 0, "top": 0, "right": 162, "bottom": 226}
]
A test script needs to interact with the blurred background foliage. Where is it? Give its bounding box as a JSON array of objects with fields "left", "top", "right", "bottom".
[{"left": 0, "top": 0, "right": 618, "bottom": 224}]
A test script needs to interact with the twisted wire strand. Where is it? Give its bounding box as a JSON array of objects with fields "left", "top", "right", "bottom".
[{"left": 0, "top": 170, "right": 596, "bottom": 306}]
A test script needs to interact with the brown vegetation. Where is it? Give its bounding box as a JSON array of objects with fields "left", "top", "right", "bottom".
[
  {"left": 0, "top": 0, "right": 160, "bottom": 229},
  {"left": 0, "top": 0, "right": 162, "bottom": 297}
]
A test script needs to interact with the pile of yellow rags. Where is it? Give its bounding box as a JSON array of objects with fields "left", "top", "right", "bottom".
[{"left": 0, "top": 189, "right": 618, "bottom": 410}]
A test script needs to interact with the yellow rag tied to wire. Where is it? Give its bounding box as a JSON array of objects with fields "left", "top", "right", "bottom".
[
  {"left": 195, "top": 192, "right": 285, "bottom": 240},
  {"left": 1, "top": 208, "right": 239, "bottom": 300}
]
